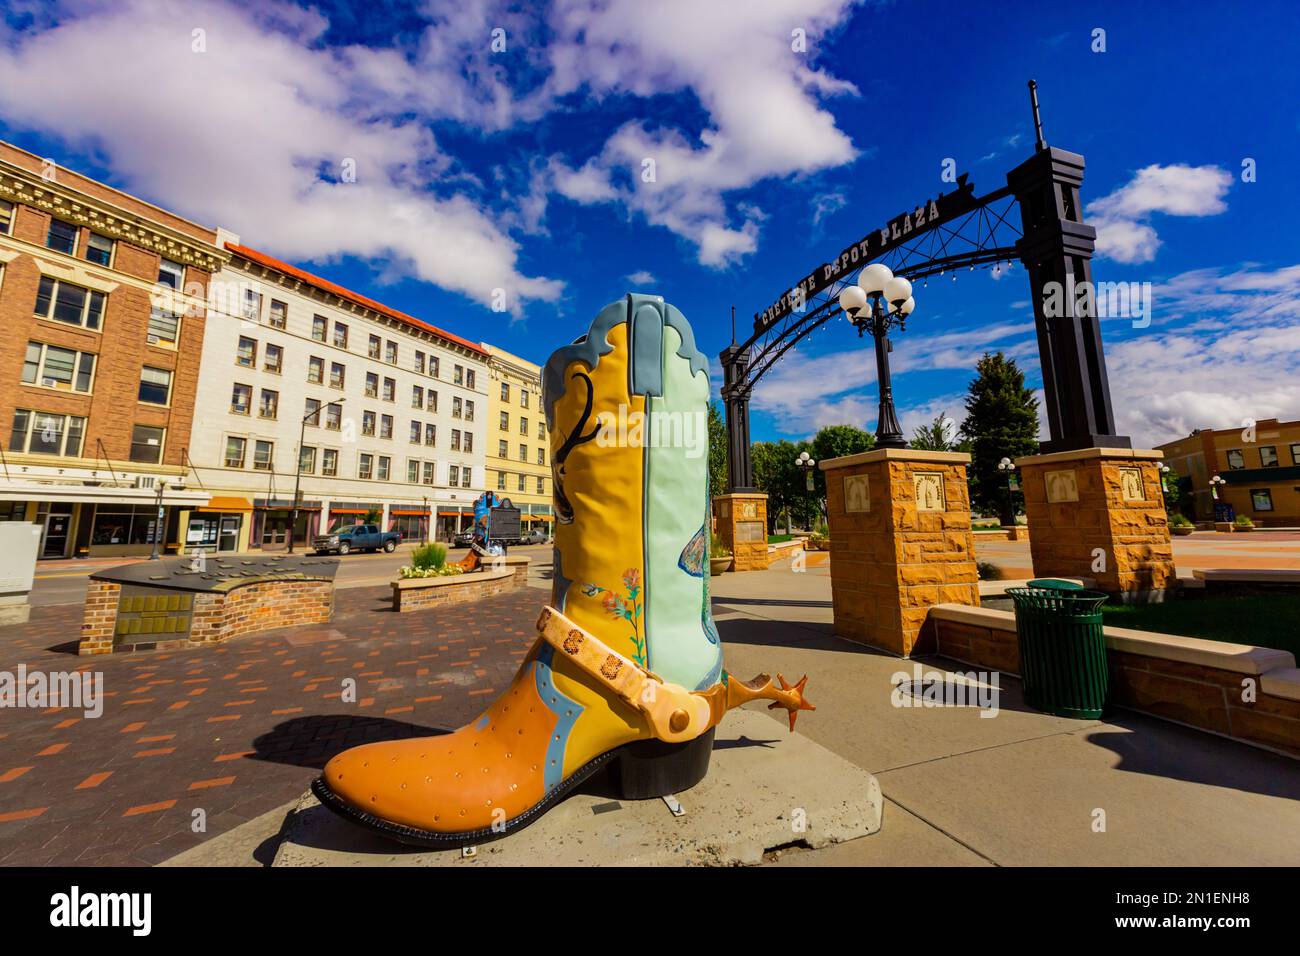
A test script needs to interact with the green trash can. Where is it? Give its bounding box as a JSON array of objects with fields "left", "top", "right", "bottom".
[{"left": 1006, "top": 583, "right": 1109, "bottom": 719}]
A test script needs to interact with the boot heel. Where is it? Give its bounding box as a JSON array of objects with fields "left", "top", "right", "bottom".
[{"left": 612, "top": 729, "right": 714, "bottom": 800}]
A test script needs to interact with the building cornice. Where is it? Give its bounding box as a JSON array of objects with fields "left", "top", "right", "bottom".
[{"left": 0, "top": 160, "right": 228, "bottom": 274}]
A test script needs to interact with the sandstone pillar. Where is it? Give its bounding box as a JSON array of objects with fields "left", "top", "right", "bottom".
[{"left": 713, "top": 492, "right": 769, "bottom": 572}]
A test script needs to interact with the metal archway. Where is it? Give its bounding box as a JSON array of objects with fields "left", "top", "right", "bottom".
[{"left": 720, "top": 82, "right": 1130, "bottom": 492}]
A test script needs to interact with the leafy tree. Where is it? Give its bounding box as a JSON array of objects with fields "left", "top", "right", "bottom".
[
  {"left": 910, "top": 412, "right": 960, "bottom": 451},
  {"left": 959, "top": 352, "right": 1040, "bottom": 523},
  {"left": 809, "top": 424, "right": 873, "bottom": 503},
  {"left": 706, "top": 400, "right": 729, "bottom": 501}
]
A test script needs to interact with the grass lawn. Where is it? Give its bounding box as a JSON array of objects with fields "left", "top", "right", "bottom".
[
  {"left": 1101, "top": 597, "right": 1300, "bottom": 658},
  {"left": 768, "top": 534, "right": 793, "bottom": 543}
]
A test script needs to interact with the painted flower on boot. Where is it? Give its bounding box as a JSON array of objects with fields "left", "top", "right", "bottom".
[{"left": 580, "top": 568, "right": 645, "bottom": 666}]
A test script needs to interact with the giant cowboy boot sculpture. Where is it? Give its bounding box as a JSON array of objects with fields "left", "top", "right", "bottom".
[{"left": 313, "top": 294, "right": 812, "bottom": 847}]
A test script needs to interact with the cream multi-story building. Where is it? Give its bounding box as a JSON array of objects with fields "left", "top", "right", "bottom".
[
  {"left": 186, "top": 232, "right": 488, "bottom": 552},
  {"left": 483, "top": 344, "right": 551, "bottom": 535}
]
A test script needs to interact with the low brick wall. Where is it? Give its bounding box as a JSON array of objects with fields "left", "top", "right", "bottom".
[
  {"left": 80, "top": 578, "right": 333, "bottom": 655},
  {"left": 927, "top": 604, "right": 1300, "bottom": 758},
  {"left": 392, "top": 556, "right": 530, "bottom": 613}
]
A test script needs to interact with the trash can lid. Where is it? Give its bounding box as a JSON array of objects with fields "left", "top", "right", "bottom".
[{"left": 1027, "top": 578, "right": 1084, "bottom": 590}]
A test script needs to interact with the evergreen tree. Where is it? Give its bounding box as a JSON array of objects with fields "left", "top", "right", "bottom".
[{"left": 959, "top": 352, "right": 1040, "bottom": 522}]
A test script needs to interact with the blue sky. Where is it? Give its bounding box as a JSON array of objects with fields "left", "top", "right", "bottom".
[{"left": 2, "top": 0, "right": 1298, "bottom": 446}]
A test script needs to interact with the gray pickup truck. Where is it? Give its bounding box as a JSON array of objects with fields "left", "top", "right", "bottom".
[{"left": 313, "top": 523, "right": 401, "bottom": 556}]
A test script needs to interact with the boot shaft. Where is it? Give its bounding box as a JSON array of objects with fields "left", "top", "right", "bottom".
[{"left": 544, "top": 295, "right": 721, "bottom": 691}]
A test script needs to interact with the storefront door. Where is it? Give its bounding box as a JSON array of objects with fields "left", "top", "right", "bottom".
[
  {"left": 218, "top": 516, "right": 241, "bottom": 552},
  {"left": 40, "top": 504, "right": 74, "bottom": 558}
]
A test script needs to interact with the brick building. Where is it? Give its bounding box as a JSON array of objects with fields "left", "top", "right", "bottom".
[
  {"left": 482, "top": 344, "right": 551, "bottom": 535},
  {"left": 184, "top": 238, "right": 489, "bottom": 551},
  {"left": 1156, "top": 418, "right": 1300, "bottom": 526},
  {"left": 0, "top": 142, "right": 218, "bottom": 558}
]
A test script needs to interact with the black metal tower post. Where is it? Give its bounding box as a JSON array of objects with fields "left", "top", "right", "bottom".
[
  {"left": 1008, "top": 82, "right": 1129, "bottom": 453},
  {"left": 720, "top": 342, "right": 756, "bottom": 492}
]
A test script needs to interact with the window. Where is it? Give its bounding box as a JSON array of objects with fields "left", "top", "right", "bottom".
[
  {"left": 242, "top": 288, "right": 262, "bottom": 322},
  {"left": 537, "top": 476, "right": 545, "bottom": 495},
  {"left": 139, "top": 366, "right": 172, "bottom": 405},
  {"left": 9, "top": 410, "right": 86, "bottom": 457},
  {"left": 325, "top": 403, "right": 342, "bottom": 430},
  {"left": 330, "top": 362, "right": 345, "bottom": 389},
  {"left": 520, "top": 389, "right": 530, "bottom": 409},
  {"left": 365, "top": 372, "right": 379, "bottom": 397},
  {"left": 412, "top": 385, "right": 423, "bottom": 408},
  {"left": 518, "top": 443, "right": 527, "bottom": 462},
  {"left": 307, "top": 356, "right": 324, "bottom": 384},
  {"left": 501, "top": 382, "right": 510, "bottom": 402},
  {"left": 463, "top": 432, "right": 473, "bottom": 453},
  {"left": 253, "top": 439, "right": 274, "bottom": 471},
  {"left": 237, "top": 336, "right": 257, "bottom": 368},
  {"left": 333, "top": 322, "right": 348, "bottom": 348},
  {"left": 269, "top": 299, "right": 287, "bottom": 329},
  {"left": 231, "top": 383, "right": 252, "bottom": 415},
  {"left": 465, "top": 400, "right": 474, "bottom": 422},
  {"left": 224, "top": 436, "right": 246, "bottom": 468},
  {"left": 537, "top": 447, "right": 545, "bottom": 466},
  {"left": 520, "top": 417, "right": 529, "bottom": 436},
  {"left": 157, "top": 258, "right": 184, "bottom": 290},
  {"left": 1251, "top": 489, "right": 1274, "bottom": 512},
  {"left": 427, "top": 390, "right": 438, "bottom": 413},
  {"left": 466, "top": 369, "right": 476, "bottom": 389},
  {"left": 0, "top": 200, "right": 12, "bottom": 235},
  {"left": 322, "top": 448, "right": 338, "bottom": 476},
  {"left": 497, "top": 471, "right": 507, "bottom": 491},
  {"left": 449, "top": 464, "right": 459, "bottom": 485},
  {"left": 461, "top": 466, "right": 471, "bottom": 488},
  {"left": 312, "top": 315, "right": 327, "bottom": 342},
  {"left": 429, "top": 356, "right": 440, "bottom": 378},
  {"left": 1260, "top": 445, "right": 1279, "bottom": 468},
  {"left": 130, "top": 425, "right": 165, "bottom": 464},
  {"left": 1292, "top": 444, "right": 1300, "bottom": 465},
  {"left": 380, "top": 414, "right": 393, "bottom": 440},
  {"left": 258, "top": 389, "right": 278, "bottom": 419},
  {"left": 538, "top": 421, "right": 545, "bottom": 440},
  {"left": 499, "top": 411, "right": 509, "bottom": 431},
  {"left": 299, "top": 446, "right": 316, "bottom": 474},
  {"left": 415, "top": 351, "right": 426, "bottom": 374},
  {"left": 410, "top": 422, "right": 422, "bottom": 443},
  {"left": 454, "top": 364, "right": 464, "bottom": 386},
  {"left": 22, "top": 342, "right": 95, "bottom": 393},
  {"left": 368, "top": 334, "right": 381, "bottom": 359},
  {"left": 359, "top": 453, "right": 374, "bottom": 480},
  {"left": 517, "top": 473, "right": 526, "bottom": 492},
  {"left": 424, "top": 423, "right": 436, "bottom": 446},
  {"left": 383, "top": 377, "right": 395, "bottom": 402},
  {"left": 86, "top": 233, "right": 113, "bottom": 267},
  {"left": 377, "top": 456, "right": 391, "bottom": 481},
  {"left": 407, "top": 459, "right": 419, "bottom": 483},
  {"left": 261, "top": 345, "right": 283, "bottom": 375},
  {"left": 35, "top": 276, "right": 105, "bottom": 330},
  {"left": 422, "top": 461, "right": 435, "bottom": 485},
  {"left": 47, "top": 218, "right": 78, "bottom": 255},
  {"left": 451, "top": 429, "right": 461, "bottom": 451},
  {"left": 148, "top": 306, "right": 180, "bottom": 347},
  {"left": 498, "top": 439, "right": 508, "bottom": 458},
  {"left": 362, "top": 411, "right": 376, "bottom": 436},
  {"left": 452, "top": 397, "right": 463, "bottom": 419},
  {"left": 385, "top": 341, "right": 397, "bottom": 364},
  {"left": 305, "top": 398, "right": 321, "bottom": 426},
  {"left": 1226, "top": 449, "right": 1245, "bottom": 470}
]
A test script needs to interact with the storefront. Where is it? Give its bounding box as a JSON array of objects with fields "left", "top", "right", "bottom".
[
  {"left": 436, "top": 507, "right": 473, "bottom": 542},
  {"left": 388, "top": 505, "right": 430, "bottom": 543},
  {"left": 183, "top": 496, "right": 253, "bottom": 553},
  {"left": 324, "top": 501, "right": 382, "bottom": 533},
  {"left": 250, "top": 498, "right": 321, "bottom": 551}
]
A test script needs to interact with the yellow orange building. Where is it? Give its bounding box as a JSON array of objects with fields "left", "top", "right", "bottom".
[
  {"left": 482, "top": 343, "right": 551, "bottom": 534},
  {"left": 1156, "top": 418, "right": 1300, "bottom": 526}
]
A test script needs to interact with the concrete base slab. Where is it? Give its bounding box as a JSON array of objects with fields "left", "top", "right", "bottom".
[{"left": 273, "top": 709, "right": 881, "bottom": 867}]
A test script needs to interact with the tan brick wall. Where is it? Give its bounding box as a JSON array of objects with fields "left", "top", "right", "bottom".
[
  {"left": 393, "top": 569, "right": 521, "bottom": 612},
  {"left": 1, "top": 205, "right": 211, "bottom": 469},
  {"left": 713, "top": 493, "right": 768, "bottom": 571},
  {"left": 1020, "top": 454, "right": 1175, "bottom": 597},
  {"left": 78, "top": 580, "right": 120, "bottom": 654},
  {"left": 824, "top": 452, "right": 978, "bottom": 657}
]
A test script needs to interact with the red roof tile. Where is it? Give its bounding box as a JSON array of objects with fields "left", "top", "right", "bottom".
[{"left": 225, "top": 243, "right": 487, "bottom": 357}]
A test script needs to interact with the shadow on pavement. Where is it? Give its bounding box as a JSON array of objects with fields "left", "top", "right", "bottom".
[{"left": 249, "top": 715, "right": 450, "bottom": 771}]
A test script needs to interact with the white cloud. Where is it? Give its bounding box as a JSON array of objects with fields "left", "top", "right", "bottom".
[
  {"left": 0, "top": 0, "right": 563, "bottom": 314},
  {"left": 1088, "top": 164, "right": 1232, "bottom": 264},
  {"left": 541, "top": 0, "right": 863, "bottom": 267},
  {"left": 625, "top": 270, "right": 657, "bottom": 286}
]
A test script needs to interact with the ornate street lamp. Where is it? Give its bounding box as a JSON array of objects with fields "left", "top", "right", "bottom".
[
  {"left": 998, "top": 457, "right": 1017, "bottom": 526},
  {"left": 796, "top": 450, "right": 817, "bottom": 491},
  {"left": 289, "top": 397, "right": 344, "bottom": 554},
  {"left": 149, "top": 477, "right": 184, "bottom": 561},
  {"left": 1209, "top": 474, "right": 1226, "bottom": 499},
  {"left": 839, "top": 263, "right": 915, "bottom": 448}
]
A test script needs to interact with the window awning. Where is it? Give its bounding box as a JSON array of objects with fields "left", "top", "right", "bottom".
[{"left": 195, "top": 496, "right": 253, "bottom": 513}]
